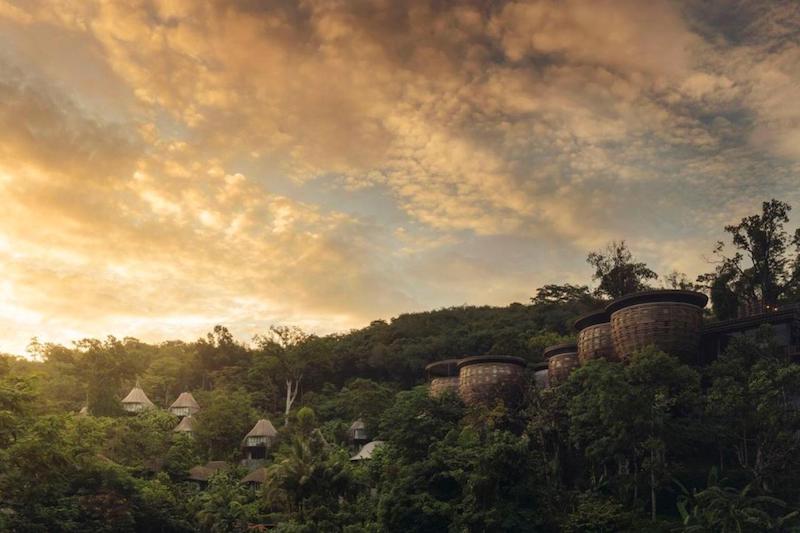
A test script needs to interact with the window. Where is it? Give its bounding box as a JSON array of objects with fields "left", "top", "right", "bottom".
[{"left": 247, "top": 436, "right": 267, "bottom": 447}]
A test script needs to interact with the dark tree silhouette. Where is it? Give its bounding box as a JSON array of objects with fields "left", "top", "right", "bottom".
[{"left": 587, "top": 241, "right": 658, "bottom": 299}]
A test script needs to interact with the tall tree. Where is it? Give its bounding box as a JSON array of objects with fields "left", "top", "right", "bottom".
[
  {"left": 253, "top": 326, "right": 329, "bottom": 422},
  {"left": 193, "top": 388, "right": 256, "bottom": 460},
  {"left": 662, "top": 270, "right": 701, "bottom": 291},
  {"left": 72, "top": 337, "right": 145, "bottom": 416},
  {"left": 531, "top": 284, "right": 594, "bottom": 305},
  {"left": 587, "top": 241, "right": 658, "bottom": 299},
  {"left": 700, "top": 199, "right": 800, "bottom": 318},
  {"left": 194, "top": 326, "right": 251, "bottom": 390}
]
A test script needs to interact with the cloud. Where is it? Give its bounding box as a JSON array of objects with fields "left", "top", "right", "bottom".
[{"left": 0, "top": 0, "right": 799, "bottom": 352}]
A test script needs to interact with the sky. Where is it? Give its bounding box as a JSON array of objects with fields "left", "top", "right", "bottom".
[{"left": 1, "top": 0, "right": 800, "bottom": 355}]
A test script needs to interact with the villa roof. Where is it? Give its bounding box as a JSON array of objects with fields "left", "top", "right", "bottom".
[
  {"left": 188, "top": 461, "right": 229, "bottom": 481},
  {"left": 243, "top": 419, "right": 278, "bottom": 444},
  {"left": 605, "top": 289, "right": 708, "bottom": 315},
  {"left": 174, "top": 415, "right": 196, "bottom": 433},
  {"left": 350, "top": 440, "right": 385, "bottom": 461},
  {"left": 424, "top": 358, "right": 461, "bottom": 377},
  {"left": 241, "top": 467, "right": 269, "bottom": 485},
  {"left": 188, "top": 465, "right": 212, "bottom": 481},
  {"left": 121, "top": 383, "right": 155, "bottom": 408},
  {"left": 170, "top": 391, "right": 200, "bottom": 410},
  {"left": 205, "top": 461, "right": 229, "bottom": 471},
  {"left": 349, "top": 419, "right": 366, "bottom": 431}
]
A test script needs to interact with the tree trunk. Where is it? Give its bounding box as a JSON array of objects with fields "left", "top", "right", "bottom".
[
  {"left": 284, "top": 376, "right": 302, "bottom": 424},
  {"left": 650, "top": 447, "right": 656, "bottom": 521}
]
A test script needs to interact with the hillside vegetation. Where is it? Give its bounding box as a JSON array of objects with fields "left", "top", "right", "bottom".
[{"left": 1, "top": 200, "right": 800, "bottom": 532}]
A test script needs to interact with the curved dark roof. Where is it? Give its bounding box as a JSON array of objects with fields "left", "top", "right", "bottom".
[
  {"left": 425, "top": 358, "right": 461, "bottom": 377},
  {"left": 605, "top": 289, "right": 708, "bottom": 315},
  {"left": 542, "top": 342, "right": 578, "bottom": 359},
  {"left": 456, "top": 355, "right": 527, "bottom": 369},
  {"left": 573, "top": 310, "right": 609, "bottom": 331}
]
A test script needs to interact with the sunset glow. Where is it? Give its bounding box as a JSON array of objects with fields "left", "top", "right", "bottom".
[{"left": 1, "top": 0, "right": 799, "bottom": 353}]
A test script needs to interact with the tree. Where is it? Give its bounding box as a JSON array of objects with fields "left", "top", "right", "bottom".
[
  {"left": 677, "top": 471, "right": 800, "bottom": 533},
  {"left": 311, "top": 378, "right": 395, "bottom": 437},
  {"left": 72, "top": 337, "right": 146, "bottom": 416},
  {"left": 531, "top": 284, "right": 594, "bottom": 305},
  {"left": 662, "top": 271, "right": 701, "bottom": 291},
  {"left": 378, "top": 387, "right": 464, "bottom": 463},
  {"left": 0, "top": 372, "right": 35, "bottom": 447},
  {"left": 106, "top": 409, "right": 178, "bottom": 471},
  {"left": 193, "top": 388, "right": 256, "bottom": 460},
  {"left": 253, "top": 326, "right": 329, "bottom": 422},
  {"left": 587, "top": 241, "right": 658, "bottom": 299},
  {"left": 195, "top": 468, "right": 254, "bottom": 533},
  {"left": 0, "top": 414, "right": 142, "bottom": 531},
  {"left": 164, "top": 433, "right": 202, "bottom": 479},
  {"left": 143, "top": 340, "right": 197, "bottom": 406},
  {"left": 705, "top": 327, "right": 800, "bottom": 494},
  {"left": 567, "top": 348, "right": 701, "bottom": 520},
  {"left": 702, "top": 268, "right": 739, "bottom": 320},
  {"left": 194, "top": 326, "right": 251, "bottom": 390},
  {"left": 265, "top": 420, "right": 359, "bottom": 528},
  {"left": 700, "top": 199, "right": 800, "bottom": 317}
]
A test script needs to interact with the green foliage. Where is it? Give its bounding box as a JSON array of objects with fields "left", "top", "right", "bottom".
[
  {"left": 705, "top": 327, "right": 800, "bottom": 496},
  {"left": 164, "top": 433, "right": 202, "bottom": 479},
  {"left": 193, "top": 326, "right": 251, "bottom": 391},
  {"left": 136, "top": 473, "right": 195, "bottom": 532},
  {"left": 106, "top": 408, "right": 178, "bottom": 471},
  {"left": 562, "top": 493, "right": 638, "bottom": 533},
  {"left": 532, "top": 283, "right": 596, "bottom": 305},
  {"left": 700, "top": 199, "right": 800, "bottom": 317},
  {"left": 76, "top": 337, "right": 150, "bottom": 416},
  {"left": 378, "top": 386, "right": 464, "bottom": 462},
  {"left": 587, "top": 240, "right": 658, "bottom": 299},
  {"left": 0, "top": 413, "right": 192, "bottom": 532},
  {"left": 0, "top": 372, "right": 35, "bottom": 446},
  {"left": 265, "top": 431, "right": 360, "bottom": 529},
  {"left": 677, "top": 471, "right": 800, "bottom": 533},
  {"left": 193, "top": 388, "right": 256, "bottom": 461},
  {"left": 194, "top": 469, "right": 255, "bottom": 533},
  {"left": 310, "top": 378, "right": 395, "bottom": 439},
  {"left": 567, "top": 348, "right": 701, "bottom": 519},
  {"left": 528, "top": 330, "right": 575, "bottom": 360},
  {"left": 5, "top": 277, "right": 800, "bottom": 531}
]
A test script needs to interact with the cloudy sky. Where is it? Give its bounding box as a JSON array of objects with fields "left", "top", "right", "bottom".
[{"left": 1, "top": 0, "right": 799, "bottom": 354}]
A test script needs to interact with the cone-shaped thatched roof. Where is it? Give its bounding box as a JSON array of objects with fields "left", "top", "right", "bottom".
[
  {"left": 174, "top": 415, "right": 196, "bottom": 433},
  {"left": 121, "top": 382, "right": 155, "bottom": 408},
  {"left": 188, "top": 465, "right": 211, "bottom": 481},
  {"left": 205, "top": 460, "right": 228, "bottom": 471},
  {"left": 350, "top": 440, "right": 384, "bottom": 461},
  {"left": 241, "top": 467, "right": 268, "bottom": 485},
  {"left": 349, "top": 419, "right": 366, "bottom": 431},
  {"left": 242, "top": 419, "right": 277, "bottom": 445},
  {"left": 188, "top": 461, "right": 229, "bottom": 481},
  {"left": 170, "top": 391, "right": 200, "bottom": 411}
]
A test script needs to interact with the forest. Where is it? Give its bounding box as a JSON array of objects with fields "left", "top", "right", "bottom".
[{"left": 1, "top": 199, "right": 800, "bottom": 532}]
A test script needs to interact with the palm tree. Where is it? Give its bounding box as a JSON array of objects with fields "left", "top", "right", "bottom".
[{"left": 678, "top": 478, "right": 798, "bottom": 532}]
